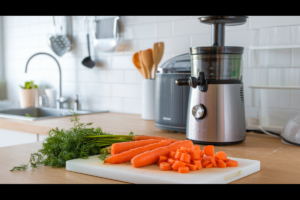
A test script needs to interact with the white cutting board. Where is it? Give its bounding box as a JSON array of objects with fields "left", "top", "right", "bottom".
[{"left": 66, "top": 155, "right": 260, "bottom": 184}]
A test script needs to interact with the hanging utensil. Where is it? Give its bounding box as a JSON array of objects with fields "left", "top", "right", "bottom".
[
  {"left": 82, "top": 17, "right": 95, "bottom": 68},
  {"left": 141, "top": 49, "right": 154, "bottom": 79},
  {"left": 153, "top": 42, "right": 164, "bottom": 79},
  {"left": 132, "top": 52, "right": 145, "bottom": 78},
  {"left": 48, "top": 16, "right": 72, "bottom": 57}
]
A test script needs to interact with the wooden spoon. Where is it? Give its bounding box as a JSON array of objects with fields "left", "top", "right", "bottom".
[
  {"left": 153, "top": 42, "right": 164, "bottom": 79},
  {"left": 141, "top": 49, "right": 154, "bottom": 79},
  {"left": 132, "top": 52, "right": 145, "bottom": 78},
  {"left": 139, "top": 51, "right": 148, "bottom": 79}
]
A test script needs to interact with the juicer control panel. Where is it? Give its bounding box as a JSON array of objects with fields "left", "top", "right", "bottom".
[{"left": 192, "top": 104, "right": 206, "bottom": 120}]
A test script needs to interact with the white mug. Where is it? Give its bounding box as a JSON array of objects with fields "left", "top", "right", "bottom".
[{"left": 45, "top": 89, "right": 56, "bottom": 108}]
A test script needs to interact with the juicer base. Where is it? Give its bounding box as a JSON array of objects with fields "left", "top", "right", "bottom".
[{"left": 188, "top": 138, "right": 245, "bottom": 146}]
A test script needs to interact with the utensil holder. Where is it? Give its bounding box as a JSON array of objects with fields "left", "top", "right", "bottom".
[
  {"left": 18, "top": 88, "right": 38, "bottom": 108},
  {"left": 142, "top": 79, "right": 155, "bottom": 120}
]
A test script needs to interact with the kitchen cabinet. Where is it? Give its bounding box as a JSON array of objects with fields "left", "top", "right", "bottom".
[{"left": 0, "top": 128, "right": 47, "bottom": 148}]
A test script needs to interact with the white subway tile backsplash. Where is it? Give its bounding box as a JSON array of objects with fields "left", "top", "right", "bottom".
[
  {"left": 21, "top": 16, "right": 39, "bottom": 25},
  {"left": 124, "top": 70, "right": 142, "bottom": 84},
  {"left": 124, "top": 24, "right": 155, "bottom": 40},
  {"left": 105, "top": 70, "right": 123, "bottom": 83},
  {"left": 190, "top": 34, "right": 211, "bottom": 47},
  {"left": 86, "top": 83, "right": 111, "bottom": 97},
  {"left": 172, "top": 18, "right": 210, "bottom": 36},
  {"left": 107, "top": 97, "right": 123, "bottom": 112},
  {"left": 158, "top": 36, "right": 190, "bottom": 53},
  {"left": 156, "top": 21, "right": 172, "bottom": 38},
  {"left": 155, "top": 16, "right": 189, "bottom": 22},
  {"left": 77, "top": 69, "right": 101, "bottom": 82},
  {"left": 112, "top": 84, "right": 141, "bottom": 98},
  {"left": 250, "top": 16, "right": 300, "bottom": 29},
  {"left": 291, "top": 90, "right": 300, "bottom": 109},
  {"left": 292, "top": 48, "right": 300, "bottom": 67},
  {"left": 139, "top": 16, "right": 155, "bottom": 24},
  {"left": 124, "top": 98, "right": 141, "bottom": 114},
  {"left": 111, "top": 55, "right": 135, "bottom": 69}
]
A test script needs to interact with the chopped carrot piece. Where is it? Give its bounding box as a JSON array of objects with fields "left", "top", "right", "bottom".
[
  {"left": 180, "top": 153, "right": 191, "bottom": 163},
  {"left": 215, "top": 151, "right": 227, "bottom": 161},
  {"left": 199, "top": 150, "right": 204, "bottom": 157},
  {"left": 218, "top": 160, "right": 226, "bottom": 168},
  {"left": 202, "top": 160, "right": 211, "bottom": 167},
  {"left": 157, "top": 156, "right": 168, "bottom": 166},
  {"left": 226, "top": 160, "right": 238, "bottom": 167},
  {"left": 172, "top": 160, "right": 186, "bottom": 171},
  {"left": 210, "top": 156, "right": 218, "bottom": 167},
  {"left": 167, "top": 158, "right": 176, "bottom": 166},
  {"left": 185, "top": 163, "right": 197, "bottom": 171},
  {"left": 169, "top": 151, "right": 176, "bottom": 159},
  {"left": 190, "top": 149, "right": 201, "bottom": 160},
  {"left": 160, "top": 162, "right": 172, "bottom": 171},
  {"left": 192, "top": 160, "right": 202, "bottom": 170},
  {"left": 174, "top": 151, "right": 182, "bottom": 160},
  {"left": 203, "top": 145, "right": 214, "bottom": 156},
  {"left": 205, "top": 163, "right": 213, "bottom": 168},
  {"left": 192, "top": 145, "right": 200, "bottom": 150},
  {"left": 203, "top": 155, "right": 212, "bottom": 161},
  {"left": 181, "top": 147, "right": 192, "bottom": 154},
  {"left": 178, "top": 166, "right": 189, "bottom": 173},
  {"left": 224, "top": 159, "right": 231, "bottom": 163}
]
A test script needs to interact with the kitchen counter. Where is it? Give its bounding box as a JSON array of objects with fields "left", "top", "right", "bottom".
[{"left": 0, "top": 112, "right": 300, "bottom": 184}]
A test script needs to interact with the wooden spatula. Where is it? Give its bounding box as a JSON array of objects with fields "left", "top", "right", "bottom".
[
  {"left": 153, "top": 42, "right": 164, "bottom": 79},
  {"left": 141, "top": 49, "right": 154, "bottom": 79},
  {"left": 139, "top": 51, "right": 148, "bottom": 79},
  {"left": 132, "top": 52, "right": 144, "bottom": 78}
]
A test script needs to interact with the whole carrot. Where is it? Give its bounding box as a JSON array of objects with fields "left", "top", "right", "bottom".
[
  {"left": 131, "top": 140, "right": 193, "bottom": 168},
  {"left": 111, "top": 139, "right": 161, "bottom": 155},
  {"left": 132, "top": 135, "right": 180, "bottom": 143},
  {"left": 105, "top": 140, "right": 171, "bottom": 164}
]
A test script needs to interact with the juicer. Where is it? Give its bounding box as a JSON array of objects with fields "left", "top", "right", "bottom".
[{"left": 176, "top": 16, "right": 247, "bottom": 145}]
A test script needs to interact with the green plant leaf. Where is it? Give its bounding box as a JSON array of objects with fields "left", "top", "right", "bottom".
[{"left": 25, "top": 113, "right": 32, "bottom": 117}]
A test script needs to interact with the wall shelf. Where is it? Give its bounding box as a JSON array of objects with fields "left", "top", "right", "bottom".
[
  {"left": 249, "top": 85, "right": 300, "bottom": 90},
  {"left": 248, "top": 44, "right": 300, "bottom": 50}
]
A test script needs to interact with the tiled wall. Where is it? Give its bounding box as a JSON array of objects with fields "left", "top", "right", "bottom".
[{"left": 2, "top": 16, "right": 300, "bottom": 128}]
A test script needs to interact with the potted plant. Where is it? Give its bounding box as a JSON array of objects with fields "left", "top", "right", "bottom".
[{"left": 19, "top": 81, "right": 38, "bottom": 108}]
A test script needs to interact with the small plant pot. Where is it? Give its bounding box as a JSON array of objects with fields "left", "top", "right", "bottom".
[{"left": 18, "top": 88, "right": 38, "bottom": 108}]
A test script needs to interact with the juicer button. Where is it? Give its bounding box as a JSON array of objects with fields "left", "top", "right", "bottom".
[{"left": 192, "top": 104, "right": 206, "bottom": 120}]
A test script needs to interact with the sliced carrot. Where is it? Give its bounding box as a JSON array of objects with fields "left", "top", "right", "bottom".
[
  {"left": 181, "top": 147, "right": 192, "bottom": 154},
  {"left": 157, "top": 156, "right": 168, "bottom": 166},
  {"left": 218, "top": 160, "right": 226, "bottom": 168},
  {"left": 203, "top": 155, "right": 212, "bottom": 161},
  {"left": 215, "top": 151, "right": 227, "bottom": 161},
  {"left": 210, "top": 156, "right": 218, "bottom": 167},
  {"left": 190, "top": 149, "right": 201, "bottom": 160},
  {"left": 167, "top": 158, "right": 176, "bottom": 166},
  {"left": 172, "top": 160, "right": 186, "bottom": 171},
  {"left": 185, "top": 163, "right": 197, "bottom": 171},
  {"left": 224, "top": 159, "right": 231, "bottom": 163},
  {"left": 105, "top": 140, "right": 171, "bottom": 164},
  {"left": 202, "top": 160, "right": 211, "bottom": 167},
  {"left": 226, "top": 160, "right": 238, "bottom": 167},
  {"left": 132, "top": 135, "right": 179, "bottom": 143},
  {"left": 192, "top": 160, "right": 202, "bottom": 170},
  {"left": 180, "top": 153, "right": 191, "bottom": 163},
  {"left": 203, "top": 145, "right": 214, "bottom": 156},
  {"left": 199, "top": 150, "right": 204, "bottom": 157},
  {"left": 205, "top": 163, "right": 213, "bottom": 168},
  {"left": 192, "top": 145, "right": 200, "bottom": 150},
  {"left": 169, "top": 151, "right": 176, "bottom": 159},
  {"left": 178, "top": 166, "right": 189, "bottom": 173},
  {"left": 131, "top": 140, "right": 193, "bottom": 168},
  {"left": 159, "top": 162, "right": 172, "bottom": 171},
  {"left": 111, "top": 139, "right": 161, "bottom": 155},
  {"left": 174, "top": 151, "right": 183, "bottom": 160}
]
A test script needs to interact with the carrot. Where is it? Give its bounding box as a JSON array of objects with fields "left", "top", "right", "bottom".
[
  {"left": 160, "top": 162, "right": 172, "bottom": 171},
  {"left": 105, "top": 140, "right": 171, "bottom": 164},
  {"left": 203, "top": 145, "right": 214, "bottom": 156},
  {"left": 132, "top": 135, "right": 179, "bottom": 143},
  {"left": 178, "top": 166, "right": 189, "bottom": 173},
  {"left": 202, "top": 160, "right": 211, "bottom": 167},
  {"left": 157, "top": 156, "right": 168, "bottom": 166},
  {"left": 185, "top": 163, "right": 198, "bottom": 171},
  {"left": 190, "top": 149, "right": 201, "bottom": 160},
  {"left": 203, "top": 155, "right": 212, "bottom": 161},
  {"left": 174, "top": 150, "right": 183, "bottom": 160},
  {"left": 169, "top": 151, "right": 176, "bottom": 159},
  {"left": 218, "top": 160, "right": 226, "bottom": 168},
  {"left": 181, "top": 147, "right": 192, "bottom": 154},
  {"left": 131, "top": 140, "right": 193, "bottom": 168},
  {"left": 215, "top": 151, "right": 227, "bottom": 161},
  {"left": 111, "top": 139, "right": 161, "bottom": 155},
  {"left": 172, "top": 160, "right": 186, "bottom": 171},
  {"left": 168, "top": 158, "right": 176, "bottom": 166},
  {"left": 200, "top": 150, "right": 204, "bottom": 157},
  {"left": 210, "top": 156, "right": 218, "bottom": 167},
  {"left": 180, "top": 153, "right": 191, "bottom": 163},
  {"left": 192, "top": 160, "right": 202, "bottom": 170},
  {"left": 205, "top": 163, "right": 213, "bottom": 168},
  {"left": 226, "top": 160, "right": 238, "bottom": 167},
  {"left": 192, "top": 145, "right": 200, "bottom": 150},
  {"left": 224, "top": 159, "right": 231, "bottom": 163}
]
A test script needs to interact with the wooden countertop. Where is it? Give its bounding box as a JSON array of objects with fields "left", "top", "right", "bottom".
[{"left": 1, "top": 112, "right": 300, "bottom": 184}]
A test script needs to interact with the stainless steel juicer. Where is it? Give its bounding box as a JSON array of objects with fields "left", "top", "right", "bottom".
[{"left": 176, "top": 16, "right": 248, "bottom": 145}]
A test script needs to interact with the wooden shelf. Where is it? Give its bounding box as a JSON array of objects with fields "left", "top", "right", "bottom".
[
  {"left": 248, "top": 44, "right": 300, "bottom": 50},
  {"left": 249, "top": 85, "right": 300, "bottom": 90}
]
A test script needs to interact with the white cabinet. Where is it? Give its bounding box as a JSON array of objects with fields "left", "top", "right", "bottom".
[{"left": 0, "top": 128, "right": 47, "bottom": 148}]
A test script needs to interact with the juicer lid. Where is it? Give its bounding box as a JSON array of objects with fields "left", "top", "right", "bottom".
[
  {"left": 190, "top": 46, "right": 244, "bottom": 55},
  {"left": 157, "top": 53, "right": 191, "bottom": 73}
]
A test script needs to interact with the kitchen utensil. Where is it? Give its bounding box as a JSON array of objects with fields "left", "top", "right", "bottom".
[
  {"left": 82, "top": 17, "right": 95, "bottom": 68},
  {"left": 66, "top": 155, "right": 260, "bottom": 184},
  {"left": 132, "top": 52, "right": 144, "bottom": 78},
  {"left": 142, "top": 79, "right": 155, "bottom": 120},
  {"left": 281, "top": 114, "right": 300, "bottom": 146},
  {"left": 153, "top": 42, "right": 164, "bottom": 79},
  {"left": 48, "top": 16, "right": 72, "bottom": 57},
  {"left": 93, "top": 16, "right": 120, "bottom": 52},
  {"left": 139, "top": 51, "right": 148, "bottom": 79},
  {"left": 155, "top": 53, "right": 191, "bottom": 132},
  {"left": 176, "top": 16, "right": 247, "bottom": 145},
  {"left": 141, "top": 49, "right": 154, "bottom": 79}
]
